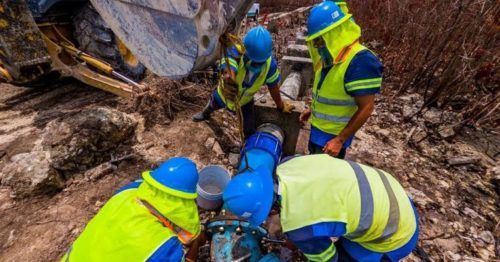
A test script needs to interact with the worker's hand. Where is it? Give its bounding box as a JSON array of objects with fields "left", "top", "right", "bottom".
[
  {"left": 278, "top": 101, "right": 295, "bottom": 113},
  {"left": 323, "top": 137, "right": 344, "bottom": 157},
  {"left": 299, "top": 108, "right": 311, "bottom": 123}
]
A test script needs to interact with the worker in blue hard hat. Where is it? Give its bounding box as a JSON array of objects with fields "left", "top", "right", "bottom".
[
  {"left": 299, "top": 1, "right": 383, "bottom": 159},
  {"left": 61, "top": 157, "right": 204, "bottom": 262},
  {"left": 193, "top": 26, "right": 294, "bottom": 138},
  {"left": 223, "top": 154, "right": 419, "bottom": 261}
]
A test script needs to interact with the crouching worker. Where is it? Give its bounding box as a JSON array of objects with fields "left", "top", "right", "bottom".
[
  {"left": 61, "top": 157, "right": 203, "bottom": 262},
  {"left": 223, "top": 155, "right": 419, "bottom": 261},
  {"left": 193, "top": 26, "right": 293, "bottom": 138}
]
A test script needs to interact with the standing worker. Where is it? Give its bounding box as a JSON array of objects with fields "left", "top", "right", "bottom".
[
  {"left": 299, "top": 2, "right": 383, "bottom": 158},
  {"left": 193, "top": 26, "right": 294, "bottom": 138},
  {"left": 61, "top": 157, "right": 203, "bottom": 262},
  {"left": 223, "top": 154, "right": 419, "bottom": 261}
]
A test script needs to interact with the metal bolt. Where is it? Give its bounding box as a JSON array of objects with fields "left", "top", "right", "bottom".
[
  {"left": 236, "top": 226, "right": 242, "bottom": 234},
  {"left": 218, "top": 226, "right": 225, "bottom": 233},
  {"left": 251, "top": 230, "right": 256, "bottom": 235}
]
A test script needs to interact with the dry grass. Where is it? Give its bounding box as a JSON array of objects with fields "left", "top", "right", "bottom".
[{"left": 350, "top": 0, "right": 499, "bottom": 128}]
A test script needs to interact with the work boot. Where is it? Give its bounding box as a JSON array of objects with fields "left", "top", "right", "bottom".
[{"left": 192, "top": 102, "right": 214, "bottom": 122}]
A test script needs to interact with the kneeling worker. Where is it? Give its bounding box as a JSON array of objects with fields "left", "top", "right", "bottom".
[
  {"left": 61, "top": 157, "right": 202, "bottom": 261},
  {"left": 193, "top": 26, "right": 294, "bottom": 138},
  {"left": 224, "top": 154, "right": 419, "bottom": 261}
]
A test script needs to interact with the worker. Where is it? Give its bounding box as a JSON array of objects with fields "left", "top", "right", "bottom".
[
  {"left": 61, "top": 157, "right": 203, "bottom": 262},
  {"left": 193, "top": 26, "right": 294, "bottom": 138},
  {"left": 299, "top": 1, "right": 383, "bottom": 159},
  {"left": 223, "top": 154, "right": 419, "bottom": 262}
]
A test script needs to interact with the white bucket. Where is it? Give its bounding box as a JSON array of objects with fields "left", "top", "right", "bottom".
[{"left": 196, "top": 165, "right": 231, "bottom": 210}]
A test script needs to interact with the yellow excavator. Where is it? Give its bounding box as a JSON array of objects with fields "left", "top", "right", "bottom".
[{"left": 0, "top": 0, "right": 254, "bottom": 97}]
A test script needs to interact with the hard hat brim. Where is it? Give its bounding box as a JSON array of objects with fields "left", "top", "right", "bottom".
[
  {"left": 306, "top": 14, "right": 352, "bottom": 42},
  {"left": 143, "top": 171, "right": 198, "bottom": 199}
]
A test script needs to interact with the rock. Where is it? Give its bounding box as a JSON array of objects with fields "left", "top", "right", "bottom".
[
  {"left": 1, "top": 151, "right": 64, "bottom": 198},
  {"left": 444, "top": 251, "right": 461, "bottom": 261},
  {"left": 492, "top": 172, "right": 500, "bottom": 194},
  {"left": 204, "top": 137, "right": 216, "bottom": 150},
  {"left": 478, "top": 231, "right": 495, "bottom": 244},
  {"left": 228, "top": 153, "right": 240, "bottom": 167},
  {"left": 212, "top": 142, "right": 224, "bottom": 157},
  {"left": 84, "top": 162, "right": 117, "bottom": 181},
  {"left": 407, "top": 187, "right": 433, "bottom": 207},
  {"left": 462, "top": 207, "right": 481, "bottom": 219},
  {"left": 0, "top": 187, "right": 14, "bottom": 211},
  {"left": 492, "top": 166, "right": 500, "bottom": 176},
  {"left": 447, "top": 156, "right": 481, "bottom": 166},
  {"left": 41, "top": 107, "right": 136, "bottom": 174},
  {"left": 375, "top": 128, "right": 391, "bottom": 139},
  {"left": 438, "top": 125, "right": 455, "bottom": 139},
  {"left": 422, "top": 108, "right": 442, "bottom": 125}
]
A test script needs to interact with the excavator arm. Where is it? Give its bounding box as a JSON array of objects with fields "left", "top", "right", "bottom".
[{"left": 90, "top": 0, "right": 255, "bottom": 79}]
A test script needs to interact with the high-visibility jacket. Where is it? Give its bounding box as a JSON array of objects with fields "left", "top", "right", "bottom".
[
  {"left": 217, "top": 56, "right": 272, "bottom": 111},
  {"left": 61, "top": 175, "right": 200, "bottom": 261},
  {"left": 307, "top": 15, "right": 382, "bottom": 137},
  {"left": 310, "top": 42, "right": 381, "bottom": 136},
  {"left": 277, "top": 155, "right": 417, "bottom": 253}
]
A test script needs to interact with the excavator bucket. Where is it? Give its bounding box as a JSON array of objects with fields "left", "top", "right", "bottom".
[
  {"left": 90, "top": 0, "right": 254, "bottom": 79},
  {"left": 0, "top": 1, "right": 52, "bottom": 84}
]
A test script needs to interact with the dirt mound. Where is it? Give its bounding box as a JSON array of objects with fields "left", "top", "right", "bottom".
[{"left": 128, "top": 75, "right": 211, "bottom": 128}]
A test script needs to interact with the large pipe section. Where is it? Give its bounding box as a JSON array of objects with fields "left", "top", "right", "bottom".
[
  {"left": 207, "top": 123, "right": 284, "bottom": 262},
  {"left": 238, "top": 123, "right": 284, "bottom": 174}
]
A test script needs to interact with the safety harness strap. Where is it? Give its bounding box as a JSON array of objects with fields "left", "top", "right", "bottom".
[{"left": 137, "top": 198, "right": 196, "bottom": 245}]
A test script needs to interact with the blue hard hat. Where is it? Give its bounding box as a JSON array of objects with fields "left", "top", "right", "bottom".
[
  {"left": 143, "top": 157, "right": 199, "bottom": 199},
  {"left": 223, "top": 166, "right": 274, "bottom": 226},
  {"left": 243, "top": 26, "right": 273, "bottom": 63},
  {"left": 306, "top": 1, "right": 351, "bottom": 41}
]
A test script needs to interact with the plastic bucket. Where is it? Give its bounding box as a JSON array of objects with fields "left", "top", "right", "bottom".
[{"left": 196, "top": 165, "right": 231, "bottom": 210}]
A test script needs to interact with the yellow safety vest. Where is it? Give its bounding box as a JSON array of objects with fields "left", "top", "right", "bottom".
[
  {"left": 61, "top": 177, "right": 200, "bottom": 261},
  {"left": 277, "top": 155, "right": 417, "bottom": 252},
  {"left": 217, "top": 56, "right": 271, "bottom": 111},
  {"left": 310, "top": 42, "right": 369, "bottom": 136}
]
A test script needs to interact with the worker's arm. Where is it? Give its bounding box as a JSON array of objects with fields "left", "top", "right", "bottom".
[
  {"left": 323, "top": 50, "right": 383, "bottom": 156},
  {"left": 323, "top": 95, "right": 375, "bottom": 156},
  {"left": 266, "top": 58, "right": 294, "bottom": 113},
  {"left": 268, "top": 85, "right": 284, "bottom": 110}
]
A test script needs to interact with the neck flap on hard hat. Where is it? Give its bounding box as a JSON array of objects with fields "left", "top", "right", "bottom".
[
  {"left": 136, "top": 178, "right": 201, "bottom": 238},
  {"left": 307, "top": 19, "right": 361, "bottom": 70}
]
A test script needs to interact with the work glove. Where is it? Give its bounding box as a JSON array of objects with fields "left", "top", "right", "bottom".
[{"left": 279, "top": 101, "right": 295, "bottom": 113}]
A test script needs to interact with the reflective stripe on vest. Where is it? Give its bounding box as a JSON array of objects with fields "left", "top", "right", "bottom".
[
  {"left": 369, "top": 169, "right": 400, "bottom": 243},
  {"left": 344, "top": 161, "right": 374, "bottom": 239},
  {"left": 314, "top": 93, "right": 357, "bottom": 106},
  {"left": 311, "top": 43, "right": 368, "bottom": 135},
  {"left": 277, "top": 155, "right": 417, "bottom": 252},
  {"left": 217, "top": 56, "right": 271, "bottom": 111},
  {"left": 303, "top": 243, "right": 337, "bottom": 262}
]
